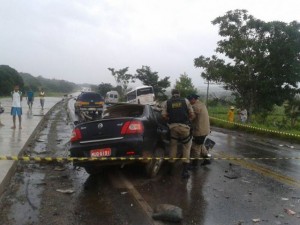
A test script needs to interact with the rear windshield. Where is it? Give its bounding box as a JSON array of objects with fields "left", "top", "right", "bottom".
[
  {"left": 103, "top": 104, "right": 145, "bottom": 118},
  {"left": 78, "top": 92, "right": 103, "bottom": 101}
]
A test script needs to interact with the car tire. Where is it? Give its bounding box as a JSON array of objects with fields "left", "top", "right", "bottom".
[
  {"left": 145, "top": 147, "right": 164, "bottom": 178},
  {"left": 84, "top": 166, "right": 101, "bottom": 175}
]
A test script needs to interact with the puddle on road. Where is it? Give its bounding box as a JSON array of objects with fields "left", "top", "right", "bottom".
[{"left": 8, "top": 171, "right": 46, "bottom": 225}]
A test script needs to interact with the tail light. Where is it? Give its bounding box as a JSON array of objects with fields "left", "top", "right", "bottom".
[
  {"left": 121, "top": 120, "right": 144, "bottom": 135},
  {"left": 71, "top": 128, "right": 82, "bottom": 142}
]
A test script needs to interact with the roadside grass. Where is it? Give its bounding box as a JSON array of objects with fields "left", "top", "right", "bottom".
[{"left": 208, "top": 104, "right": 300, "bottom": 143}]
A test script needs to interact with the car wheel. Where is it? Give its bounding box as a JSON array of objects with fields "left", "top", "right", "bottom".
[
  {"left": 84, "top": 166, "right": 101, "bottom": 175},
  {"left": 145, "top": 147, "right": 164, "bottom": 178}
]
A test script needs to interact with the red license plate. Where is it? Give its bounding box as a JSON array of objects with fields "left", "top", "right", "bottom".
[{"left": 90, "top": 148, "right": 111, "bottom": 157}]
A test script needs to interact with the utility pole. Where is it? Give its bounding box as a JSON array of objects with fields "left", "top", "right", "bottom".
[
  {"left": 206, "top": 79, "right": 210, "bottom": 108},
  {"left": 204, "top": 78, "right": 218, "bottom": 110}
]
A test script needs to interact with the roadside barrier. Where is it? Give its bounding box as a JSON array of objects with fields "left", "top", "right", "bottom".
[
  {"left": 210, "top": 116, "right": 300, "bottom": 139},
  {"left": 0, "top": 156, "right": 300, "bottom": 162}
]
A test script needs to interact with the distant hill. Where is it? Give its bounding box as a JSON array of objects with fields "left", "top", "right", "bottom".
[{"left": 20, "top": 72, "right": 79, "bottom": 94}]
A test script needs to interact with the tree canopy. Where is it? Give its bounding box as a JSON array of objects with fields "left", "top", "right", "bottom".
[
  {"left": 97, "top": 83, "right": 114, "bottom": 97},
  {"left": 174, "top": 73, "right": 197, "bottom": 98},
  {"left": 194, "top": 9, "right": 300, "bottom": 115},
  {"left": 108, "top": 67, "right": 134, "bottom": 99},
  {"left": 134, "top": 66, "right": 170, "bottom": 100},
  {"left": 108, "top": 66, "right": 170, "bottom": 101}
]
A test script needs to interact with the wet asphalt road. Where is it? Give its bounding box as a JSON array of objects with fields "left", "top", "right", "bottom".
[
  {"left": 68, "top": 98, "right": 300, "bottom": 224},
  {"left": 1, "top": 98, "right": 300, "bottom": 225}
]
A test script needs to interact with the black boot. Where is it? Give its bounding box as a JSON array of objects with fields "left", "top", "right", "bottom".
[
  {"left": 201, "top": 158, "right": 211, "bottom": 166},
  {"left": 182, "top": 163, "right": 190, "bottom": 179},
  {"left": 166, "top": 162, "right": 175, "bottom": 175},
  {"left": 188, "top": 160, "right": 199, "bottom": 170}
]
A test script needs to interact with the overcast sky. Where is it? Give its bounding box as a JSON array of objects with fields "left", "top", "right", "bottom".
[{"left": 0, "top": 0, "right": 299, "bottom": 88}]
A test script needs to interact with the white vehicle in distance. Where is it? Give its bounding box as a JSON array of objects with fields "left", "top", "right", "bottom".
[
  {"left": 126, "top": 85, "right": 155, "bottom": 105},
  {"left": 105, "top": 91, "right": 119, "bottom": 103}
]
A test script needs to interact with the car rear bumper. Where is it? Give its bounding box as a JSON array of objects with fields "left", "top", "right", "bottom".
[{"left": 69, "top": 138, "right": 145, "bottom": 167}]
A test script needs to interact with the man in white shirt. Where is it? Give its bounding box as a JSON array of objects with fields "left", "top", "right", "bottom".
[{"left": 11, "top": 85, "right": 22, "bottom": 129}]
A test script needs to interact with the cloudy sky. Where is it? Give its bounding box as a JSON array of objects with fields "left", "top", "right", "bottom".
[{"left": 0, "top": 0, "right": 299, "bottom": 88}]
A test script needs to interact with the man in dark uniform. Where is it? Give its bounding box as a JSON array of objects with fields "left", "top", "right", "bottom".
[{"left": 162, "top": 89, "right": 195, "bottom": 178}]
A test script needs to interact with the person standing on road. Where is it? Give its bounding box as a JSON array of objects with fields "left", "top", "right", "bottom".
[
  {"left": 11, "top": 85, "right": 23, "bottom": 129},
  {"left": 26, "top": 89, "right": 34, "bottom": 110},
  {"left": 228, "top": 106, "right": 235, "bottom": 122},
  {"left": 39, "top": 89, "right": 45, "bottom": 110},
  {"left": 162, "top": 89, "right": 195, "bottom": 179},
  {"left": 187, "top": 94, "right": 211, "bottom": 169},
  {"left": 0, "top": 101, "right": 4, "bottom": 126},
  {"left": 239, "top": 107, "right": 248, "bottom": 123}
]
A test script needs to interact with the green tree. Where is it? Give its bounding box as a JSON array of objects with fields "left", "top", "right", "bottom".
[
  {"left": 174, "top": 73, "right": 197, "bottom": 98},
  {"left": 98, "top": 83, "right": 114, "bottom": 97},
  {"left": 283, "top": 97, "right": 300, "bottom": 127},
  {"left": 0, "top": 65, "right": 24, "bottom": 96},
  {"left": 194, "top": 9, "right": 300, "bottom": 118},
  {"left": 134, "top": 66, "right": 170, "bottom": 100},
  {"left": 108, "top": 67, "right": 134, "bottom": 99}
]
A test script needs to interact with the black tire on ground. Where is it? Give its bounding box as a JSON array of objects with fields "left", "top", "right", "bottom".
[{"left": 145, "top": 147, "right": 164, "bottom": 178}]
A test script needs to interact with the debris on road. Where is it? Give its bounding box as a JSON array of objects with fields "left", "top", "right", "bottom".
[
  {"left": 252, "top": 218, "right": 260, "bottom": 223},
  {"left": 54, "top": 166, "right": 65, "bottom": 171},
  {"left": 224, "top": 163, "right": 241, "bottom": 179},
  {"left": 284, "top": 208, "right": 296, "bottom": 215},
  {"left": 56, "top": 188, "right": 75, "bottom": 194},
  {"left": 152, "top": 204, "right": 183, "bottom": 223}
]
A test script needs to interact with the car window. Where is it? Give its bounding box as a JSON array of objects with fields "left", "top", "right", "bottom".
[
  {"left": 103, "top": 105, "right": 145, "bottom": 118},
  {"left": 77, "top": 92, "right": 103, "bottom": 101}
]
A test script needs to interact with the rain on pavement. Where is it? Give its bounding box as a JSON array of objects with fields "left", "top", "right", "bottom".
[{"left": 0, "top": 97, "right": 300, "bottom": 225}]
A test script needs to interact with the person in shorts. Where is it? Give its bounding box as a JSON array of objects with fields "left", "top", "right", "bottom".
[
  {"left": 27, "top": 89, "right": 34, "bottom": 110},
  {"left": 39, "top": 89, "right": 45, "bottom": 110},
  {"left": 11, "top": 85, "right": 23, "bottom": 129},
  {"left": 0, "top": 101, "right": 4, "bottom": 126}
]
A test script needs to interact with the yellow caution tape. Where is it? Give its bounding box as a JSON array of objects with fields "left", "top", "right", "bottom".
[
  {"left": 210, "top": 117, "right": 300, "bottom": 138},
  {"left": 0, "top": 156, "right": 300, "bottom": 162}
]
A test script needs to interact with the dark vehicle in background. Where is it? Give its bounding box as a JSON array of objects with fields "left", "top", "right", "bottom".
[
  {"left": 74, "top": 92, "right": 104, "bottom": 119},
  {"left": 69, "top": 103, "right": 168, "bottom": 177}
]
